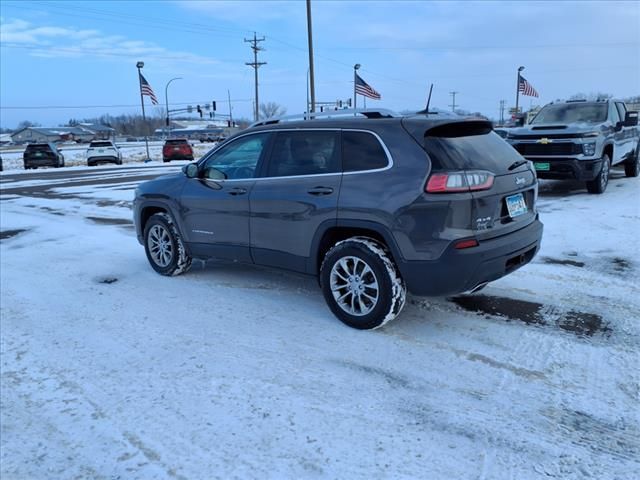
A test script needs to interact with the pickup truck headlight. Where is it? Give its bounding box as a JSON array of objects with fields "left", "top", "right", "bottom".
[
  {"left": 583, "top": 142, "right": 596, "bottom": 156},
  {"left": 580, "top": 132, "right": 599, "bottom": 138}
]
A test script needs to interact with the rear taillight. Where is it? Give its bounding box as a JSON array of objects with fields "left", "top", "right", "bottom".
[
  {"left": 425, "top": 170, "right": 494, "bottom": 193},
  {"left": 454, "top": 238, "right": 479, "bottom": 249}
]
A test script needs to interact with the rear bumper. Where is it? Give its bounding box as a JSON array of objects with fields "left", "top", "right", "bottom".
[
  {"left": 88, "top": 156, "right": 119, "bottom": 164},
  {"left": 24, "top": 158, "right": 59, "bottom": 167},
  {"left": 397, "top": 218, "right": 543, "bottom": 296},
  {"left": 528, "top": 158, "right": 603, "bottom": 181},
  {"left": 163, "top": 153, "right": 194, "bottom": 160}
]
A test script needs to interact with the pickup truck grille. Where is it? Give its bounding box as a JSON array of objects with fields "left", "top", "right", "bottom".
[{"left": 514, "top": 143, "right": 582, "bottom": 156}]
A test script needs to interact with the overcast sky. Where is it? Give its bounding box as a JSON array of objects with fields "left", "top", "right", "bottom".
[{"left": 1, "top": 0, "right": 638, "bottom": 128}]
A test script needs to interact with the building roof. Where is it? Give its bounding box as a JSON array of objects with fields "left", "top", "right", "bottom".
[{"left": 10, "top": 125, "right": 113, "bottom": 138}]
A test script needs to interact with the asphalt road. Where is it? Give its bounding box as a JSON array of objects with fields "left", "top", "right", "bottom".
[{"left": 0, "top": 163, "right": 182, "bottom": 198}]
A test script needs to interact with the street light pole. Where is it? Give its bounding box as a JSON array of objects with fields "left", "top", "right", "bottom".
[
  {"left": 306, "top": 0, "right": 316, "bottom": 114},
  {"left": 164, "top": 77, "right": 182, "bottom": 138},
  {"left": 353, "top": 63, "right": 361, "bottom": 114},
  {"left": 515, "top": 66, "right": 524, "bottom": 118},
  {"left": 136, "top": 61, "right": 151, "bottom": 162}
]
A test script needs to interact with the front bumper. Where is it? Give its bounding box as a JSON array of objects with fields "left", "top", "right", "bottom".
[
  {"left": 397, "top": 218, "right": 543, "bottom": 296},
  {"left": 528, "top": 158, "right": 603, "bottom": 181}
]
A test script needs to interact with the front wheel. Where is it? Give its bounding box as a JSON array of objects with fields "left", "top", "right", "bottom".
[
  {"left": 586, "top": 153, "right": 610, "bottom": 194},
  {"left": 143, "top": 213, "right": 192, "bottom": 276},
  {"left": 624, "top": 143, "right": 639, "bottom": 178},
  {"left": 320, "top": 237, "right": 406, "bottom": 330}
]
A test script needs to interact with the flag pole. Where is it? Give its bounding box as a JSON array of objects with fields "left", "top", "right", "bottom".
[
  {"left": 137, "top": 61, "right": 151, "bottom": 163},
  {"left": 515, "top": 66, "right": 524, "bottom": 119},
  {"left": 353, "top": 63, "right": 361, "bottom": 115}
]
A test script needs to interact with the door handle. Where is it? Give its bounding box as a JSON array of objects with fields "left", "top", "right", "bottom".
[
  {"left": 307, "top": 186, "right": 334, "bottom": 196},
  {"left": 228, "top": 187, "right": 247, "bottom": 196}
]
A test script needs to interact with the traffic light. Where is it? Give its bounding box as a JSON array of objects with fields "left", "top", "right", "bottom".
[
  {"left": 196, "top": 105, "right": 203, "bottom": 117},
  {"left": 347, "top": 98, "right": 352, "bottom": 107},
  {"left": 212, "top": 101, "right": 217, "bottom": 111},
  {"left": 165, "top": 116, "right": 169, "bottom": 126}
]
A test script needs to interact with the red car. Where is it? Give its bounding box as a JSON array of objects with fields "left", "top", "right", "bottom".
[{"left": 162, "top": 138, "right": 194, "bottom": 162}]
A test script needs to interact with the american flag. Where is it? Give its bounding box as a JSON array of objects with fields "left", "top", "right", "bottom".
[
  {"left": 139, "top": 73, "right": 159, "bottom": 105},
  {"left": 355, "top": 73, "right": 381, "bottom": 100},
  {"left": 518, "top": 75, "right": 539, "bottom": 98}
]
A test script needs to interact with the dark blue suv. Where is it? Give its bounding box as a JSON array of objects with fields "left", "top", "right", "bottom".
[{"left": 134, "top": 111, "right": 543, "bottom": 329}]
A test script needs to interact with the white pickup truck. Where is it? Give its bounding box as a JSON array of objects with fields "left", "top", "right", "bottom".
[{"left": 86, "top": 141, "right": 122, "bottom": 166}]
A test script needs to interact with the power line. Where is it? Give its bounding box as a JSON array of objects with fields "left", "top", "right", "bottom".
[
  {"left": 0, "top": 100, "right": 254, "bottom": 110},
  {"left": 245, "top": 32, "right": 266, "bottom": 122}
]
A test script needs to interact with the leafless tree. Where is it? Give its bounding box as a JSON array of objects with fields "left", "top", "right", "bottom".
[{"left": 259, "top": 102, "right": 287, "bottom": 120}]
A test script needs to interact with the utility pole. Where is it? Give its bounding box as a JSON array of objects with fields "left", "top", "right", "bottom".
[
  {"left": 227, "top": 89, "right": 233, "bottom": 127},
  {"left": 499, "top": 99, "right": 506, "bottom": 125},
  {"left": 449, "top": 91, "right": 458, "bottom": 112},
  {"left": 306, "top": 0, "right": 316, "bottom": 114},
  {"left": 515, "top": 66, "right": 524, "bottom": 117},
  {"left": 245, "top": 32, "right": 266, "bottom": 122}
]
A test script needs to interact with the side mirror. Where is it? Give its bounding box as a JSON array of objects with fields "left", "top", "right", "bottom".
[
  {"left": 182, "top": 163, "right": 199, "bottom": 178},
  {"left": 625, "top": 111, "right": 639, "bottom": 127}
]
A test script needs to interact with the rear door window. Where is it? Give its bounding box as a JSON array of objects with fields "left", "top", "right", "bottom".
[
  {"left": 265, "top": 130, "right": 340, "bottom": 177},
  {"left": 90, "top": 142, "right": 112, "bottom": 148},
  {"left": 424, "top": 123, "right": 523, "bottom": 174},
  {"left": 342, "top": 131, "right": 389, "bottom": 172}
]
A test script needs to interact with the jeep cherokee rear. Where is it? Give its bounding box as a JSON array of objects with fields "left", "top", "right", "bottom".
[{"left": 134, "top": 110, "right": 543, "bottom": 329}]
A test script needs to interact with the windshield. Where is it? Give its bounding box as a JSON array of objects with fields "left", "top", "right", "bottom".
[{"left": 530, "top": 103, "right": 607, "bottom": 124}]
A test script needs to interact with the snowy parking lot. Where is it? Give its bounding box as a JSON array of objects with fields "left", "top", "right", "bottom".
[{"left": 1, "top": 164, "right": 639, "bottom": 479}]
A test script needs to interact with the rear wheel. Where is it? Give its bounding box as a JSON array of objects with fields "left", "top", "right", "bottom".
[
  {"left": 143, "top": 213, "right": 192, "bottom": 276},
  {"left": 624, "top": 143, "right": 639, "bottom": 178},
  {"left": 586, "top": 153, "right": 610, "bottom": 194},
  {"left": 320, "top": 237, "right": 406, "bottom": 330}
]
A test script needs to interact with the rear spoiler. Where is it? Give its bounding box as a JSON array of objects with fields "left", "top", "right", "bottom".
[{"left": 401, "top": 118, "right": 494, "bottom": 143}]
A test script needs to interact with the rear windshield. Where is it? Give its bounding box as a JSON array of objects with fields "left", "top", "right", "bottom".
[
  {"left": 424, "top": 126, "right": 521, "bottom": 172},
  {"left": 25, "top": 144, "right": 53, "bottom": 152},
  {"left": 530, "top": 103, "right": 607, "bottom": 124},
  {"left": 90, "top": 141, "right": 113, "bottom": 147},
  {"left": 166, "top": 139, "right": 188, "bottom": 145}
]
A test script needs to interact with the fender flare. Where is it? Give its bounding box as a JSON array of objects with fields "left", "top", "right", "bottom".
[{"left": 307, "top": 219, "right": 404, "bottom": 274}]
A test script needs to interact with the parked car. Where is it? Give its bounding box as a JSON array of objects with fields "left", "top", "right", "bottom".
[
  {"left": 0, "top": 155, "right": 3, "bottom": 172},
  {"left": 506, "top": 99, "right": 639, "bottom": 193},
  {"left": 86, "top": 140, "right": 122, "bottom": 166},
  {"left": 23, "top": 143, "right": 65, "bottom": 170},
  {"left": 162, "top": 138, "right": 194, "bottom": 162},
  {"left": 134, "top": 110, "right": 543, "bottom": 330}
]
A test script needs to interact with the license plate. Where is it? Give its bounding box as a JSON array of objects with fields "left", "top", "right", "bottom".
[
  {"left": 98, "top": 149, "right": 104, "bottom": 153},
  {"left": 534, "top": 162, "right": 550, "bottom": 171},
  {"left": 506, "top": 193, "right": 527, "bottom": 218}
]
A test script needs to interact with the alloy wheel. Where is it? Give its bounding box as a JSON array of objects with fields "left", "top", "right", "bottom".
[
  {"left": 147, "top": 224, "right": 174, "bottom": 267},
  {"left": 330, "top": 256, "right": 379, "bottom": 316}
]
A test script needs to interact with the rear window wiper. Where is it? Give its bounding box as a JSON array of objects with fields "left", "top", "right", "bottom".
[{"left": 508, "top": 159, "right": 528, "bottom": 171}]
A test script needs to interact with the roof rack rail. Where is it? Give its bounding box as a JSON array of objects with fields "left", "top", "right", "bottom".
[{"left": 249, "top": 108, "right": 400, "bottom": 128}]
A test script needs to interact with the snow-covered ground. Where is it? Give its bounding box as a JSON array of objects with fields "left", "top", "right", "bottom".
[
  {"left": 0, "top": 141, "right": 214, "bottom": 170},
  {"left": 1, "top": 167, "right": 639, "bottom": 479}
]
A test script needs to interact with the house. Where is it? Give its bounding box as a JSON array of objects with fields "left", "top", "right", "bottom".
[
  {"left": 78, "top": 123, "right": 116, "bottom": 140},
  {"left": 10, "top": 125, "right": 113, "bottom": 144}
]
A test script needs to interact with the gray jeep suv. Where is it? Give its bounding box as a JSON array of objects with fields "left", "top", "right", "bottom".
[{"left": 134, "top": 110, "right": 543, "bottom": 329}]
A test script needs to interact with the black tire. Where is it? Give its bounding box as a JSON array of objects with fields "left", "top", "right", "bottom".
[
  {"left": 624, "top": 143, "right": 639, "bottom": 178},
  {"left": 586, "top": 153, "right": 610, "bottom": 194},
  {"left": 143, "top": 213, "right": 192, "bottom": 276},
  {"left": 320, "top": 237, "right": 406, "bottom": 330},
  {"left": 163, "top": 158, "right": 170, "bottom": 163}
]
